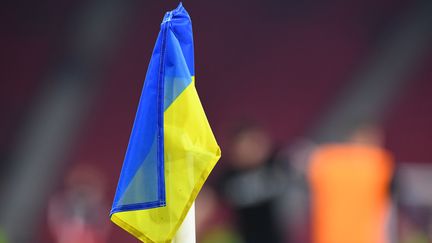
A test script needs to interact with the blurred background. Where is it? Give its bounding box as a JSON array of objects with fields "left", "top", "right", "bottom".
[{"left": 1, "top": 0, "right": 432, "bottom": 242}]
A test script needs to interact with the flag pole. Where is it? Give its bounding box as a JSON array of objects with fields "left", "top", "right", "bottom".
[{"left": 172, "top": 202, "right": 196, "bottom": 243}]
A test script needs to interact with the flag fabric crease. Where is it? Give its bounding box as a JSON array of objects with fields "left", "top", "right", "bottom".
[{"left": 110, "top": 3, "right": 221, "bottom": 242}]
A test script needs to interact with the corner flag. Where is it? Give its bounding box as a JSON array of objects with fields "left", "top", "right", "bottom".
[{"left": 110, "top": 3, "right": 221, "bottom": 242}]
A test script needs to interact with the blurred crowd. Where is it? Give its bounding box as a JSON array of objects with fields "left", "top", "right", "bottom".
[
  {"left": 192, "top": 121, "right": 432, "bottom": 243},
  {"left": 35, "top": 120, "right": 432, "bottom": 243}
]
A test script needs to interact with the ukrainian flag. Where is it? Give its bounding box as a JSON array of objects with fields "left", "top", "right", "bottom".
[{"left": 110, "top": 3, "right": 221, "bottom": 242}]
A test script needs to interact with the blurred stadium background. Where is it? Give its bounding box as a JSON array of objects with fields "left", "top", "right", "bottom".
[{"left": 1, "top": 0, "right": 432, "bottom": 242}]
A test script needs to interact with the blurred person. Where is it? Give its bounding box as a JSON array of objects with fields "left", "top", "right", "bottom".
[
  {"left": 308, "top": 123, "right": 395, "bottom": 243},
  {"left": 48, "top": 164, "right": 110, "bottom": 243},
  {"left": 217, "top": 122, "right": 288, "bottom": 243}
]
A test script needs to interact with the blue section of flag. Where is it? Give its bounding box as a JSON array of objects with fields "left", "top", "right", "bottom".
[
  {"left": 110, "top": 3, "right": 195, "bottom": 214},
  {"left": 111, "top": 29, "right": 166, "bottom": 213},
  {"left": 163, "top": 3, "right": 194, "bottom": 77}
]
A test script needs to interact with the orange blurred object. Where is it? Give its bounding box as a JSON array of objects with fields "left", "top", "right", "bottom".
[{"left": 308, "top": 144, "right": 394, "bottom": 243}]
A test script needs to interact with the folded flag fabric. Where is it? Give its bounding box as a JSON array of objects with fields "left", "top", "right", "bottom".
[{"left": 110, "top": 3, "right": 221, "bottom": 242}]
